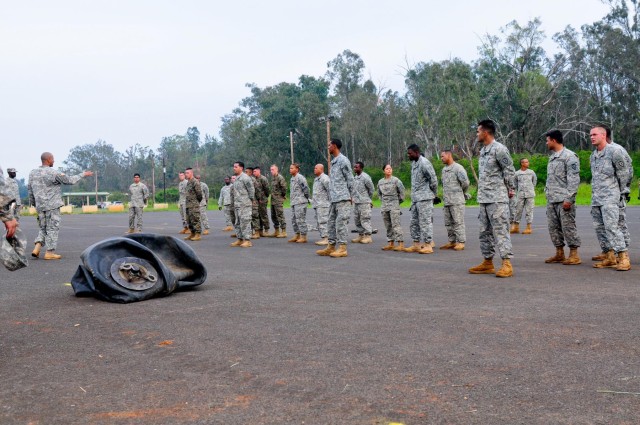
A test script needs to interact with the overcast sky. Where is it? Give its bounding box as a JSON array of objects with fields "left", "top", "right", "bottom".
[{"left": 1, "top": 0, "right": 610, "bottom": 179}]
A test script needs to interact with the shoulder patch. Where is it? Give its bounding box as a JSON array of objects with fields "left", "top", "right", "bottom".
[
  {"left": 501, "top": 158, "right": 510, "bottom": 165},
  {"left": 617, "top": 160, "right": 625, "bottom": 168},
  {"left": 570, "top": 163, "right": 578, "bottom": 171}
]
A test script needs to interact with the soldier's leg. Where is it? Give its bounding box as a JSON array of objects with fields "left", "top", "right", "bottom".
[
  {"left": 128, "top": 207, "right": 136, "bottom": 229},
  {"left": 478, "top": 204, "right": 496, "bottom": 259},
  {"left": 382, "top": 210, "right": 392, "bottom": 241},
  {"left": 259, "top": 203, "right": 270, "bottom": 231},
  {"left": 452, "top": 204, "right": 466, "bottom": 243},
  {"left": 488, "top": 202, "right": 513, "bottom": 259},
  {"left": 417, "top": 200, "right": 434, "bottom": 244},
  {"left": 224, "top": 205, "right": 233, "bottom": 226},
  {"left": 240, "top": 206, "right": 252, "bottom": 240},
  {"left": 618, "top": 199, "right": 630, "bottom": 249},
  {"left": 136, "top": 207, "right": 144, "bottom": 231},
  {"left": 297, "top": 204, "right": 308, "bottom": 235},
  {"left": 602, "top": 203, "right": 625, "bottom": 253},
  {"left": 360, "top": 203, "right": 372, "bottom": 235},
  {"left": 353, "top": 204, "right": 364, "bottom": 235},
  {"left": 270, "top": 204, "right": 280, "bottom": 229},
  {"left": 390, "top": 209, "right": 403, "bottom": 242},
  {"left": 591, "top": 206, "right": 609, "bottom": 253},
  {"left": 276, "top": 204, "right": 286, "bottom": 230},
  {"left": 317, "top": 206, "right": 329, "bottom": 238},
  {"left": 559, "top": 202, "right": 581, "bottom": 248},
  {"left": 35, "top": 211, "right": 47, "bottom": 247},
  {"left": 443, "top": 206, "right": 455, "bottom": 242},
  {"left": 200, "top": 205, "right": 209, "bottom": 230},
  {"left": 234, "top": 207, "right": 242, "bottom": 236},
  {"left": 514, "top": 196, "right": 525, "bottom": 224},
  {"left": 509, "top": 197, "right": 517, "bottom": 223},
  {"left": 525, "top": 198, "right": 534, "bottom": 224},
  {"left": 327, "top": 203, "right": 338, "bottom": 244},
  {"left": 229, "top": 206, "right": 236, "bottom": 228},
  {"left": 45, "top": 209, "right": 62, "bottom": 251},
  {"left": 547, "top": 203, "right": 565, "bottom": 247},
  {"left": 291, "top": 204, "right": 300, "bottom": 234},
  {"left": 192, "top": 208, "right": 202, "bottom": 234},
  {"left": 334, "top": 200, "right": 351, "bottom": 245},
  {"left": 409, "top": 203, "right": 420, "bottom": 242},
  {"left": 180, "top": 203, "right": 187, "bottom": 228},
  {"left": 251, "top": 204, "right": 259, "bottom": 232}
]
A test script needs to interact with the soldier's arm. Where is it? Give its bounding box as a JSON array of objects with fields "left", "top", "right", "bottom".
[
  {"left": 565, "top": 155, "right": 580, "bottom": 204},
  {"left": 301, "top": 177, "right": 310, "bottom": 200},
  {"left": 194, "top": 181, "right": 203, "bottom": 203},
  {"left": 612, "top": 149, "right": 631, "bottom": 195},
  {"left": 424, "top": 161, "right": 438, "bottom": 194},
  {"left": 247, "top": 178, "right": 255, "bottom": 201},
  {"left": 397, "top": 179, "right": 406, "bottom": 203},
  {"left": 343, "top": 161, "right": 355, "bottom": 197},
  {"left": 55, "top": 171, "right": 85, "bottom": 186},
  {"left": 497, "top": 148, "right": 516, "bottom": 191},
  {"left": 27, "top": 181, "right": 35, "bottom": 206},
  {"left": 263, "top": 178, "right": 270, "bottom": 198},
  {"left": 532, "top": 171, "right": 537, "bottom": 188},
  {"left": 218, "top": 189, "right": 224, "bottom": 207},
  {"left": 365, "top": 176, "right": 374, "bottom": 199}
]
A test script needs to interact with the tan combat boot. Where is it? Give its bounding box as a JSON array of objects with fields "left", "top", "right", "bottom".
[
  {"left": 360, "top": 235, "right": 373, "bottom": 244},
  {"left": 616, "top": 251, "right": 631, "bottom": 271},
  {"left": 126, "top": 228, "right": 135, "bottom": 234},
  {"left": 593, "top": 250, "right": 617, "bottom": 268},
  {"left": 392, "top": 241, "right": 405, "bottom": 251},
  {"left": 522, "top": 224, "right": 532, "bottom": 234},
  {"left": 592, "top": 252, "right": 607, "bottom": 261},
  {"left": 510, "top": 223, "right": 519, "bottom": 234},
  {"left": 251, "top": 231, "right": 260, "bottom": 239},
  {"left": 329, "top": 244, "right": 348, "bottom": 258},
  {"left": 545, "top": 247, "right": 565, "bottom": 263},
  {"left": 315, "top": 237, "right": 329, "bottom": 246},
  {"left": 240, "top": 240, "right": 253, "bottom": 248},
  {"left": 453, "top": 243, "right": 465, "bottom": 251},
  {"left": 276, "top": 230, "right": 287, "bottom": 238},
  {"left": 317, "top": 244, "right": 336, "bottom": 256},
  {"left": 288, "top": 233, "right": 300, "bottom": 243},
  {"left": 381, "top": 241, "right": 394, "bottom": 251},
  {"left": 429, "top": 241, "right": 436, "bottom": 247},
  {"left": 44, "top": 251, "right": 62, "bottom": 260},
  {"left": 184, "top": 232, "right": 195, "bottom": 241},
  {"left": 403, "top": 241, "right": 421, "bottom": 253},
  {"left": 439, "top": 242, "right": 456, "bottom": 250},
  {"left": 223, "top": 226, "right": 233, "bottom": 232},
  {"left": 179, "top": 227, "right": 189, "bottom": 234},
  {"left": 418, "top": 243, "right": 434, "bottom": 254},
  {"left": 351, "top": 234, "right": 363, "bottom": 243},
  {"left": 495, "top": 259, "right": 513, "bottom": 278},
  {"left": 469, "top": 258, "right": 495, "bottom": 274},
  {"left": 203, "top": 229, "right": 209, "bottom": 235},
  {"left": 263, "top": 229, "right": 277, "bottom": 237},
  {"left": 230, "top": 233, "right": 237, "bottom": 238},
  {"left": 562, "top": 247, "right": 581, "bottom": 265},
  {"left": 32, "top": 242, "right": 42, "bottom": 258},
  {"left": 230, "top": 239, "right": 243, "bottom": 247},
  {"left": 190, "top": 233, "right": 201, "bottom": 241},
  {"left": 296, "top": 234, "right": 307, "bottom": 243}
]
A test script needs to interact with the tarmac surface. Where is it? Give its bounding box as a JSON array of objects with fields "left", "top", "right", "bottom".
[{"left": 1, "top": 206, "right": 639, "bottom": 424}]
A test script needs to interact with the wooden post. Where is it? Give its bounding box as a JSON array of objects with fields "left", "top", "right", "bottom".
[
  {"left": 290, "top": 130, "right": 294, "bottom": 164},
  {"left": 326, "top": 119, "right": 331, "bottom": 172}
]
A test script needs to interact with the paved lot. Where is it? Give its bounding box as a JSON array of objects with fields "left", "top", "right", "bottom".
[{"left": 1, "top": 207, "right": 639, "bottom": 424}]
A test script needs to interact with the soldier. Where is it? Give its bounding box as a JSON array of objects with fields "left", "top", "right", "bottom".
[
  {"left": 266, "top": 164, "right": 287, "bottom": 238},
  {"left": 439, "top": 149, "right": 470, "bottom": 251},
  {"left": 543, "top": 130, "right": 582, "bottom": 265},
  {"left": 288, "top": 163, "right": 310, "bottom": 243},
  {"left": 28, "top": 152, "right": 93, "bottom": 260},
  {"left": 468, "top": 120, "right": 516, "bottom": 278},
  {"left": 245, "top": 167, "right": 261, "bottom": 239},
  {"left": 127, "top": 173, "right": 149, "bottom": 233},
  {"left": 311, "top": 164, "right": 331, "bottom": 246},
  {"left": 231, "top": 161, "right": 255, "bottom": 248},
  {"left": 252, "top": 166, "right": 271, "bottom": 236},
  {"left": 351, "top": 161, "right": 375, "bottom": 244},
  {"left": 513, "top": 158, "right": 537, "bottom": 235},
  {"left": 589, "top": 125, "right": 631, "bottom": 271},
  {"left": 184, "top": 168, "right": 203, "bottom": 241},
  {"left": 317, "top": 138, "right": 354, "bottom": 258},
  {"left": 377, "top": 164, "right": 405, "bottom": 251},
  {"left": 195, "top": 175, "right": 210, "bottom": 235},
  {"left": 178, "top": 172, "right": 189, "bottom": 234},
  {"left": 5, "top": 168, "right": 22, "bottom": 220},
  {"left": 218, "top": 176, "right": 234, "bottom": 231},
  {"left": 0, "top": 164, "right": 19, "bottom": 239},
  {"left": 403, "top": 144, "right": 438, "bottom": 255}
]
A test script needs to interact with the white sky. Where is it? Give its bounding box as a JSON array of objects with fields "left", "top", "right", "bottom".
[{"left": 1, "top": 0, "right": 610, "bottom": 178}]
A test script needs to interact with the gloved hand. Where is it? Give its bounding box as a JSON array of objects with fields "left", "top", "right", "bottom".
[
  {"left": 433, "top": 196, "right": 442, "bottom": 205},
  {"left": 464, "top": 193, "right": 472, "bottom": 201},
  {"left": 218, "top": 206, "right": 222, "bottom": 211}
]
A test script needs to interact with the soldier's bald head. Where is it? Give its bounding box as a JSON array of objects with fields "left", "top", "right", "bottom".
[{"left": 41, "top": 152, "right": 54, "bottom": 164}]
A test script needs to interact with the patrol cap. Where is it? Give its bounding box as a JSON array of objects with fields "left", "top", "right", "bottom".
[
  {"left": 7, "top": 168, "right": 16, "bottom": 173},
  {"left": 1, "top": 228, "right": 28, "bottom": 271}
]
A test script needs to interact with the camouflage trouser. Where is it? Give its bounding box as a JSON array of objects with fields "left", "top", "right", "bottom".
[
  {"left": 382, "top": 208, "right": 403, "bottom": 242},
  {"left": 514, "top": 196, "right": 534, "bottom": 224},
  {"left": 179, "top": 202, "right": 187, "bottom": 228},
  {"left": 199, "top": 204, "right": 209, "bottom": 230},
  {"left": 409, "top": 200, "right": 433, "bottom": 243},
  {"left": 270, "top": 203, "right": 286, "bottom": 230},
  {"left": 591, "top": 204, "right": 626, "bottom": 253},
  {"left": 443, "top": 204, "right": 465, "bottom": 243},
  {"left": 546, "top": 202, "right": 580, "bottom": 248},
  {"left": 128, "top": 207, "right": 143, "bottom": 230},
  {"left": 258, "top": 201, "right": 270, "bottom": 231},
  {"left": 10, "top": 204, "right": 21, "bottom": 221},
  {"left": 508, "top": 196, "right": 517, "bottom": 222},
  {"left": 235, "top": 205, "right": 252, "bottom": 240},
  {"left": 186, "top": 207, "right": 202, "bottom": 234},
  {"left": 35, "top": 208, "right": 61, "bottom": 251},
  {"left": 328, "top": 200, "right": 351, "bottom": 245},
  {"left": 291, "top": 204, "right": 308, "bottom": 235},
  {"left": 478, "top": 202, "right": 513, "bottom": 259},
  {"left": 314, "top": 206, "right": 329, "bottom": 238},
  {"left": 251, "top": 202, "right": 259, "bottom": 231},
  {"left": 618, "top": 199, "right": 630, "bottom": 249},
  {"left": 223, "top": 205, "right": 234, "bottom": 226},
  {"left": 353, "top": 203, "right": 372, "bottom": 235}
]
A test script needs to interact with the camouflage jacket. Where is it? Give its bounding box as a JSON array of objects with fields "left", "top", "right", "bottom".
[
  {"left": 218, "top": 184, "right": 231, "bottom": 207},
  {"left": 270, "top": 174, "right": 287, "bottom": 205},
  {"left": 610, "top": 142, "right": 633, "bottom": 191},
  {"left": 410, "top": 155, "right": 438, "bottom": 203},
  {"left": 28, "top": 166, "right": 85, "bottom": 213},
  {"left": 545, "top": 147, "right": 580, "bottom": 204},
  {"left": 477, "top": 140, "right": 515, "bottom": 204},
  {"left": 590, "top": 143, "right": 630, "bottom": 206},
  {"left": 290, "top": 173, "right": 310, "bottom": 206},
  {"left": 129, "top": 182, "right": 149, "bottom": 208},
  {"left": 311, "top": 173, "right": 330, "bottom": 208},
  {"left": 442, "top": 162, "right": 470, "bottom": 206},
  {"left": 352, "top": 172, "right": 374, "bottom": 204},
  {"left": 377, "top": 176, "right": 405, "bottom": 212},
  {"left": 185, "top": 178, "right": 203, "bottom": 209},
  {"left": 233, "top": 172, "right": 255, "bottom": 208},
  {"left": 514, "top": 169, "right": 537, "bottom": 199},
  {"left": 255, "top": 175, "right": 270, "bottom": 203},
  {"left": 200, "top": 182, "right": 209, "bottom": 206},
  {"left": 178, "top": 179, "right": 187, "bottom": 204},
  {"left": 4, "top": 177, "right": 21, "bottom": 206},
  {"left": 0, "top": 166, "right": 15, "bottom": 223},
  {"left": 329, "top": 153, "right": 354, "bottom": 203}
]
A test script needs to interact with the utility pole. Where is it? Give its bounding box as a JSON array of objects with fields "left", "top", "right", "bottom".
[
  {"left": 289, "top": 130, "right": 295, "bottom": 164},
  {"left": 151, "top": 154, "right": 156, "bottom": 205},
  {"left": 162, "top": 156, "right": 166, "bottom": 203}
]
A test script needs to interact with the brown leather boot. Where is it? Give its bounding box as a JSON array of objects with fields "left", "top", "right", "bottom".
[
  {"left": 32, "top": 242, "right": 42, "bottom": 258},
  {"left": 190, "top": 233, "right": 201, "bottom": 241},
  {"left": 276, "top": 230, "right": 287, "bottom": 238},
  {"left": 239, "top": 240, "right": 253, "bottom": 248},
  {"left": 184, "top": 232, "right": 195, "bottom": 241},
  {"left": 251, "top": 231, "right": 260, "bottom": 239},
  {"left": 562, "top": 247, "right": 581, "bottom": 265},
  {"left": 381, "top": 241, "right": 394, "bottom": 251},
  {"left": 591, "top": 252, "right": 607, "bottom": 261},
  {"left": 317, "top": 244, "right": 336, "bottom": 256},
  {"left": 403, "top": 241, "right": 421, "bottom": 253},
  {"left": 510, "top": 223, "right": 520, "bottom": 234},
  {"left": 179, "top": 227, "right": 189, "bottom": 234},
  {"left": 360, "top": 235, "right": 373, "bottom": 244},
  {"left": 230, "top": 239, "right": 243, "bottom": 247},
  {"left": 545, "top": 247, "right": 565, "bottom": 263},
  {"left": 522, "top": 224, "right": 532, "bottom": 234},
  {"left": 392, "top": 241, "right": 405, "bottom": 251},
  {"left": 616, "top": 251, "right": 631, "bottom": 271},
  {"left": 593, "top": 250, "right": 617, "bottom": 268},
  {"left": 495, "top": 259, "right": 513, "bottom": 278},
  {"left": 315, "top": 237, "right": 329, "bottom": 246},
  {"left": 452, "top": 243, "right": 465, "bottom": 251},
  {"left": 469, "top": 258, "right": 495, "bottom": 274},
  {"left": 418, "top": 243, "right": 434, "bottom": 254},
  {"left": 203, "top": 229, "right": 209, "bottom": 235},
  {"left": 288, "top": 233, "right": 300, "bottom": 243},
  {"left": 439, "top": 242, "right": 456, "bottom": 250},
  {"left": 351, "top": 234, "right": 363, "bottom": 243},
  {"left": 329, "top": 244, "right": 348, "bottom": 258},
  {"left": 44, "top": 251, "right": 62, "bottom": 260},
  {"left": 296, "top": 234, "right": 307, "bottom": 243}
]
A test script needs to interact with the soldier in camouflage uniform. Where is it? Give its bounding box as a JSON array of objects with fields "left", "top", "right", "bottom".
[
  {"left": 178, "top": 172, "right": 189, "bottom": 234},
  {"left": 589, "top": 126, "right": 631, "bottom": 271},
  {"left": 543, "top": 130, "right": 582, "bottom": 266},
  {"left": 267, "top": 165, "right": 287, "bottom": 238},
  {"left": 377, "top": 164, "right": 405, "bottom": 251},
  {"left": 439, "top": 149, "right": 470, "bottom": 251},
  {"left": 5, "top": 168, "right": 22, "bottom": 220},
  {"left": 403, "top": 144, "right": 438, "bottom": 255},
  {"left": 317, "top": 139, "right": 354, "bottom": 258},
  {"left": 468, "top": 120, "right": 516, "bottom": 278},
  {"left": 513, "top": 158, "right": 537, "bottom": 235},
  {"left": 0, "top": 164, "right": 19, "bottom": 239},
  {"left": 127, "top": 173, "right": 149, "bottom": 233},
  {"left": 311, "top": 164, "right": 331, "bottom": 245},
  {"left": 28, "top": 152, "right": 93, "bottom": 260},
  {"left": 231, "top": 161, "right": 255, "bottom": 248},
  {"left": 183, "top": 168, "right": 203, "bottom": 241},
  {"left": 252, "top": 166, "right": 271, "bottom": 236},
  {"left": 245, "top": 167, "right": 261, "bottom": 239},
  {"left": 218, "top": 176, "right": 234, "bottom": 231},
  {"left": 351, "top": 161, "right": 375, "bottom": 244},
  {"left": 196, "top": 175, "right": 210, "bottom": 235},
  {"left": 288, "top": 164, "right": 310, "bottom": 243}
]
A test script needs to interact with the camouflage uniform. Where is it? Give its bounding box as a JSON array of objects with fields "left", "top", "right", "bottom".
[
  {"left": 270, "top": 173, "right": 287, "bottom": 231},
  {"left": 290, "top": 173, "right": 310, "bottom": 235},
  {"left": 514, "top": 169, "right": 537, "bottom": 225},
  {"left": 250, "top": 175, "right": 260, "bottom": 232},
  {"left": 377, "top": 176, "right": 405, "bottom": 242},
  {"left": 28, "top": 166, "right": 86, "bottom": 251},
  {"left": 128, "top": 181, "right": 149, "bottom": 231},
  {"left": 312, "top": 173, "right": 330, "bottom": 238},
  {"left": 233, "top": 172, "right": 255, "bottom": 240},
  {"left": 590, "top": 143, "right": 630, "bottom": 254},
  {"left": 442, "top": 162, "right": 470, "bottom": 243},
  {"left": 256, "top": 175, "right": 270, "bottom": 232},
  {"left": 545, "top": 147, "right": 581, "bottom": 248},
  {"left": 0, "top": 165, "right": 16, "bottom": 224},
  {"left": 352, "top": 171, "right": 374, "bottom": 236},
  {"left": 218, "top": 184, "right": 234, "bottom": 227},
  {"left": 185, "top": 178, "right": 203, "bottom": 234},
  {"left": 409, "top": 156, "right": 438, "bottom": 244},
  {"left": 328, "top": 153, "right": 354, "bottom": 245},
  {"left": 199, "top": 181, "right": 210, "bottom": 231},
  {"left": 178, "top": 179, "right": 188, "bottom": 228},
  {"left": 4, "top": 172, "right": 21, "bottom": 220},
  {"left": 477, "top": 141, "right": 515, "bottom": 260},
  {"left": 600, "top": 142, "right": 633, "bottom": 250},
  {"left": 508, "top": 196, "right": 517, "bottom": 223}
]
